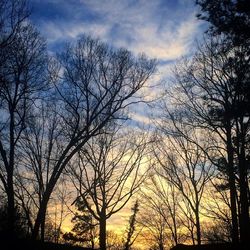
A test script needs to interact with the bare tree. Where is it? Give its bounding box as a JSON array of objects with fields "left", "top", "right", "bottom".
[
  {"left": 17, "top": 98, "right": 62, "bottom": 240},
  {"left": 69, "top": 127, "right": 150, "bottom": 250},
  {"left": 146, "top": 173, "right": 186, "bottom": 246},
  {"left": 0, "top": 14, "right": 47, "bottom": 236},
  {"left": 138, "top": 197, "right": 168, "bottom": 250},
  {"left": 106, "top": 230, "right": 123, "bottom": 250},
  {"left": 153, "top": 129, "right": 213, "bottom": 245},
  {"left": 0, "top": 0, "right": 29, "bottom": 51},
  {"left": 156, "top": 34, "right": 250, "bottom": 243},
  {"left": 49, "top": 174, "right": 72, "bottom": 244},
  {"left": 15, "top": 35, "right": 155, "bottom": 241},
  {"left": 202, "top": 177, "right": 233, "bottom": 243},
  {"left": 138, "top": 171, "right": 187, "bottom": 250}
]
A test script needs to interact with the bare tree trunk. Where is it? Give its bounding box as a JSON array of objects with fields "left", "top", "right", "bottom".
[
  {"left": 238, "top": 144, "right": 249, "bottom": 244},
  {"left": 32, "top": 189, "right": 50, "bottom": 240},
  {"left": 6, "top": 111, "right": 16, "bottom": 238},
  {"left": 7, "top": 172, "right": 15, "bottom": 238},
  {"left": 159, "top": 239, "right": 164, "bottom": 250},
  {"left": 40, "top": 214, "right": 45, "bottom": 242},
  {"left": 228, "top": 162, "right": 239, "bottom": 244},
  {"left": 226, "top": 127, "right": 239, "bottom": 243},
  {"left": 91, "top": 239, "right": 95, "bottom": 250},
  {"left": 99, "top": 211, "right": 107, "bottom": 250},
  {"left": 195, "top": 209, "right": 201, "bottom": 245}
]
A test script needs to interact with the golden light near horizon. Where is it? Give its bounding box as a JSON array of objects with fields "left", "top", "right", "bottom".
[{"left": 1, "top": 0, "right": 248, "bottom": 250}]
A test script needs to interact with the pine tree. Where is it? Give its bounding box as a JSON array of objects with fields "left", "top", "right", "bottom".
[{"left": 123, "top": 200, "right": 140, "bottom": 250}]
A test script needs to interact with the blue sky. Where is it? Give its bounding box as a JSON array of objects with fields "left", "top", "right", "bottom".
[
  {"left": 29, "top": 0, "right": 206, "bottom": 125},
  {"left": 30, "top": 0, "right": 205, "bottom": 60},
  {"left": 28, "top": 0, "right": 207, "bottom": 232}
]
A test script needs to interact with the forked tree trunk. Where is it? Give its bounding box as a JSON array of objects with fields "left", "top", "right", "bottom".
[{"left": 32, "top": 189, "right": 50, "bottom": 240}]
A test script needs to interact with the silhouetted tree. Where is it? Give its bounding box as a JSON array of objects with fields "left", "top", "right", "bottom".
[
  {"left": 153, "top": 128, "right": 213, "bottom": 245},
  {"left": 0, "top": 202, "right": 29, "bottom": 238},
  {"left": 196, "top": 0, "right": 250, "bottom": 243},
  {"left": 69, "top": 127, "right": 150, "bottom": 250},
  {"left": 141, "top": 173, "right": 186, "bottom": 247},
  {"left": 0, "top": 9, "right": 47, "bottom": 237},
  {"left": 138, "top": 201, "right": 168, "bottom": 250},
  {"left": 196, "top": 0, "right": 250, "bottom": 45},
  {"left": 25, "top": 35, "right": 156, "bottom": 240},
  {"left": 48, "top": 175, "right": 72, "bottom": 244},
  {"left": 123, "top": 200, "right": 140, "bottom": 250},
  {"left": 160, "top": 35, "right": 250, "bottom": 243},
  {"left": 106, "top": 230, "right": 123, "bottom": 250},
  {"left": 63, "top": 197, "right": 97, "bottom": 249},
  {"left": 18, "top": 98, "right": 63, "bottom": 240},
  {"left": 0, "top": 0, "right": 29, "bottom": 51},
  {"left": 202, "top": 180, "right": 232, "bottom": 243}
]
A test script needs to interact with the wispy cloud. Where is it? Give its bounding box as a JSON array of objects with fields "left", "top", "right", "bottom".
[
  {"left": 30, "top": 0, "right": 204, "bottom": 127},
  {"left": 31, "top": 0, "right": 203, "bottom": 61}
]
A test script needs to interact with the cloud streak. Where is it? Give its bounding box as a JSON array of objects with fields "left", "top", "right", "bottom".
[
  {"left": 28, "top": 0, "right": 206, "bottom": 234},
  {"left": 30, "top": 0, "right": 203, "bottom": 61},
  {"left": 29, "top": 0, "right": 204, "bottom": 127}
]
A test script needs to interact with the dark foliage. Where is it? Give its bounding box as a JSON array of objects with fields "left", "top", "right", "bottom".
[
  {"left": 63, "top": 198, "right": 97, "bottom": 248},
  {"left": 124, "top": 200, "right": 140, "bottom": 250},
  {"left": 0, "top": 203, "right": 29, "bottom": 239},
  {"left": 171, "top": 243, "right": 247, "bottom": 250},
  {"left": 196, "top": 0, "right": 250, "bottom": 44},
  {"left": 0, "top": 238, "right": 92, "bottom": 250}
]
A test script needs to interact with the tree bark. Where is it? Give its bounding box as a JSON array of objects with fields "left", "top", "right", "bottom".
[
  {"left": 7, "top": 110, "right": 16, "bottom": 238},
  {"left": 238, "top": 142, "right": 249, "bottom": 244},
  {"left": 40, "top": 213, "right": 45, "bottom": 242},
  {"left": 99, "top": 211, "right": 106, "bottom": 250},
  {"left": 32, "top": 187, "right": 51, "bottom": 240},
  {"left": 7, "top": 173, "right": 15, "bottom": 238},
  {"left": 195, "top": 208, "right": 201, "bottom": 245},
  {"left": 226, "top": 127, "right": 239, "bottom": 243}
]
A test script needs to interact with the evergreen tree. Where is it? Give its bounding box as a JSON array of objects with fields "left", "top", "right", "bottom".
[
  {"left": 63, "top": 198, "right": 97, "bottom": 249},
  {"left": 196, "top": 0, "right": 250, "bottom": 244},
  {"left": 124, "top": 200, "right": 140, "bottom": 250}
]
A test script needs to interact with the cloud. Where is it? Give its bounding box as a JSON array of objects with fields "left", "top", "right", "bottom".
[
  {"left": 78, "top": 0, "right": 202, "bottom": 60},
  {"left": 28, "top": 0, "right": 206, "bottom": 237},
  {"left": 31, "top": 0, "right": 203, "bottom": 61}
]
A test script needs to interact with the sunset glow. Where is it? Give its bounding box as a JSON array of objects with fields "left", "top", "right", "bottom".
[{"left": 1, "top": 1, "right": 249, "bottom": 250}]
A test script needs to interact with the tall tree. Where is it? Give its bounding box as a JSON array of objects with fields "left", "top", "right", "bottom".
[
  {"left": 123, "top": 200, "right": 140, "bottom": 250},
  {"left": 18, "top": 98, "right": 63, "bottom": 240},
  {"left": 0, "top": 9, "right": 47, "bottom": 236},
  {"left": 69, "top": 127, "right": 150, "bottom": 250},
  {"left": 27, "top": 35, "right": 156, "bottom": 240},
  {"left": 154, "top": 130, "right": 212, "bottom": 245},
  {"left": 162, "top": 35, "right": 249, "bottom": 243},
  {"left": 196, "top": 1, "right": 250, "bottom": 243}
]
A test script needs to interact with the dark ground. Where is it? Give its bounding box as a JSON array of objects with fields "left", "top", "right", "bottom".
[
  {"left": 0, "top": 238, "right": 92, "bottom": 250},
  {"left": 0, "top": 239, "right": 248, "bottom": 250},
  {"left": 170, "top": 243, "right": 249, "bottom": 250}
]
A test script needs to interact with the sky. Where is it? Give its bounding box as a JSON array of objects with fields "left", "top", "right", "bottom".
[
  {"left": 29, "top": 0, "right": 206, "bottom": 126},
  {"left": 29, "top": 0, "right": 205, "bottom": 62},
  {"left": 28, "top": 0, "right": 207, "bottom": 236}
]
